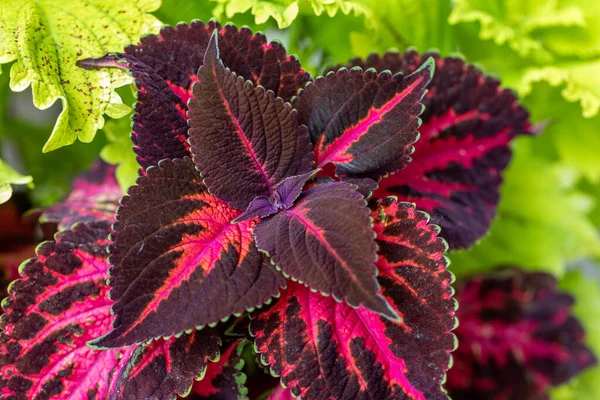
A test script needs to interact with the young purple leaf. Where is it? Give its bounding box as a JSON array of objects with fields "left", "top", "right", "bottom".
[
  {"left": 234, "top": 170, "right": 317, "bottom": 223},
  {"left": 447, "top": 268, "right": 596, "bottom": 400},
  {"left": 108, "top": 329, "right": 220, "bottom": 400},
  {"left": 254, "top": 181, "right": 397, "bottom": 319},
  {"left": 0, "top": 221, "right": 123, "bottom": 400},
  {"left": 189, "top": 339, "right": 248, "bottom": 400},
  {"left": 233, "top": 196, "right": 279, "bottom": 223},
  {"left": 293, "top": 60, "right": 433, "bottom": 180},
  {"left": 40, "top": 160, "right": 122, "bottom": 230},
  {"left": 189, "top": 31, "right": 313, "bottom": 211},
  {"left": 93, "top": 158, "right": 286, "bottom": 348},
  {"left": 341, "top": 51, "right": 533, "bottom": 249},
  {"left": 251, "top": 199, "right": 456, "bottom": 400},
  {"left": 79, "top": 21, "right": 312, "bottom": 171}
]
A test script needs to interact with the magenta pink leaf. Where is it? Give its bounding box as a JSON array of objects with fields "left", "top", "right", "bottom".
[
  {"left": 78, "top": 21, "right": 312, "bottom": 171},
  {"left": 254, "top": 181, "right": 397, "bottom": 320},
  {"left": 293, "top": 60, "right": 433, "bottom": 180},
  {"left": 0, "top": 221, "right": 124, "bottom": 400},
  {"left": 447, "top": 268, "right": 596, "bottom": 400},
  {"left": 341, "top": 51, "right": 533, "bottom": 249},
  {"left": 40, "top": 160, "right": 122, "bottom": 231},
  {"left": 251, "top": 199, "right": 456, "bottom": 400},
  {"left": 189, "top": 339, "right": 248, "bottom": 400},
  {"left": 93, "top": 158, "right": 286, "bottom": 348},
  {"left": 189, "top": 31, "right": 313, "bottom": 211},
  {"left": 108, "top": 329, "right": 220, "bottom": 400}
]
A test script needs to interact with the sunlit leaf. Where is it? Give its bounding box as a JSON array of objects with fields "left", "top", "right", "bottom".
[{"left": 0, "top": 0, "right": 161, "bottom": 151}]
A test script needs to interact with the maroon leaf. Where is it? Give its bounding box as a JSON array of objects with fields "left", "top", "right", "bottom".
[
  {"left": 40, "top": 160, "right": 122, "bottom": 230},
  {"left": 446, "top": 268, "right": 596, "bottom": 400},
  {"left": 251, "top": 199, "right": 456, "bottom": 400},
  {"left": 189, "top": 339, "right": 248, "bottom": 400},
  {"left": 0, "top": 221, "right": 124, "bottom": 400},
  {"left": 108, "top": 329, "right": 221, "bottom": 400},
  {"left": 267, "top": 386, "right": 294, "bottom": 400},
  {"left": 78, "top": 20, "right": 312, "bottom": 171},
  {"left": 189, "top": 31, "right": 313, "bottom": 210},
  {"left": 254, "top": 181, "right": 396, "bottom": 319},
  {"left": 341, "top": 51, "right": 533, "bottom": 249},
  {"left": 93, "top": 158, "right": 286, "bottom": 348},
  {"left": 293, "top": 59, "right": 433, "bottom": 180}
]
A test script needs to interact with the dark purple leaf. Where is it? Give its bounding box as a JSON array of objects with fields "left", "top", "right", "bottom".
[
  {"left": 293, "top": 60, "right": 433, "bottom": 180},
  {"left": 93, "top": 158, "right": 286, "bottom": 348},
  {"left": 340, "top": 51, "right": 533, "bottom": 249},
  {"left": 447, "top": 268, "right": 596, "bottom": 400},
  {"left": 251, "top": 199, "right": 456, "bottom": 400},
  {"left": 189, "top": 31, "right": 313, "bottom": 210},
  {"left": 78, "top": 21, "right": 312, "bottom": 171},
  {"left": 254, "top": 181, "right": 397, "bottom": 319}
]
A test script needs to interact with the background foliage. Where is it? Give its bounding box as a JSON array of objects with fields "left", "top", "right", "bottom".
[{"left": 0, "top": 0, "right": 598, "bottom": 397}]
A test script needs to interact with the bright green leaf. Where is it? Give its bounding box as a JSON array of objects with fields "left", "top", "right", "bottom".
[
  {"left": 449, "top": 138, "right": 600, "bottom": 278},
  {"left": 0, "top": 157, "right": 32, "bottom": 204},
  {"left": 449, "top": 0, "right": 584, "bottom": 61},
  {"left": 0, "top": 0, "right": 162, "bottom": 152},
  {"left": 100, "top": 117, "right": 138, "bottom": 191},
  {"left": 551, "top": 268, "right": 600, "bottom": 399}
]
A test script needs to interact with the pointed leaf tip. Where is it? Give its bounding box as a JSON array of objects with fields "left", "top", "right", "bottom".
[{"left": 204, "top": 28, "right": 220, "bottom": 66}]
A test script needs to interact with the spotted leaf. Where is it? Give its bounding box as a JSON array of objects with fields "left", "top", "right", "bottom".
[
  {"left": 251, "top": 199, "right": 456, "bottom": 399},
  {"left": 189, "top": 31, "right": 313, "bottom": 211},
  {"left": 40, "top": 160, "right": 122, "bottom": 231},
  {"left": 189, "top": 339, "right": 248, "bottom": 400},
  {"left": 79, "top": 20, "right": 311, "bottom": 171},
  {"left": 293, "top": 59, "right": 433, "bottom": 180},
  {"left": 447, "top": 268, "right": 597, "bottom": 400},
  {"left": 93, "top": 158, "right": 286, "bottom": 348},
  {"left": 254, "top": 181, "right": 396, "bottom": 319},
  {"left": 340, "top": 51, "right": 533, "bottom": 249},
  {"left": 108, "top": 329, "right": 221, "bottom": 400},
  {"left": 0, "top": 221, "right": 124, "bottom": 400}
]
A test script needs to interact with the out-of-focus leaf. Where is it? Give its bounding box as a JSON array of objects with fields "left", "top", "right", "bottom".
[
  {"left": 0, "top": 158, "right": 32, "bottom": 204},
  {"left": 0, "top": 0, "right": 161, "bottom": 151},
  {"left": 100, "top": 117, "right": 138, "bottom": 192},
  {"left": 449, "top": 138, "right": 600, "bottom": 278},
  {"left": 551, "top": 269, "right": 600, "bottom": 399},
  {"left": 449, "top": 0, "right": 585, "bottom": 61}
]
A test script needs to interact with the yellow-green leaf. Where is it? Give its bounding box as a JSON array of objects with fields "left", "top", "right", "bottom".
[
  {"left": 100, "top": 117, "right": 138, "bottom": 191},
  {"left": 0, "top": 0, "right": 162, "bottom": 152},
  {"left": 0, "top": 157, "right": 32, "bottom": 204},
  {"left": 449, "top": 0, "right": 585, "bottom": 61}
]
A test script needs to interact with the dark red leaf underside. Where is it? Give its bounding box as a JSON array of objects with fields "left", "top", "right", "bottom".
[
  {"left": 446, "top": 268, "right": 596, "bottom": 400},
  {"left": 83, "top": 20, "right": 311, "bottom": 171},
  {"left": 341, "top": 51, "right": 533, "bottom": 249},
  {"left": 254, "top": 181, "right": 396, "bottom": 319},
  {"left": 0, "top": 221, "right": 124, "bottom": 400},
  {"left": 108, "top": 328, "right": 221, "bottom": 400},
  {"left": 95, "top": 158, "right": 286, "bottom": 348},
  {"left": 251, "top": 199, "right": 456, "bottom": 400},
  {"left": 40, "top": 160, "right": 122, "bottom": 230},
  {"left": 293, "top": 60, "right": 433, "bottom": 180},
  {"left": 189, "top": 32, "right": 313, "bottom": 210},
  {"left": 189, "top": 339, "right": 248, "bottom": 400}
]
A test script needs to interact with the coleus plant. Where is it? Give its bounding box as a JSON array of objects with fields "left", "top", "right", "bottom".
[
  {"left": 1, "top": 19, "right": 534, "bottom": 400},
  {"left": 446, "top": 268, "right": 596, "bottom": 400}
]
